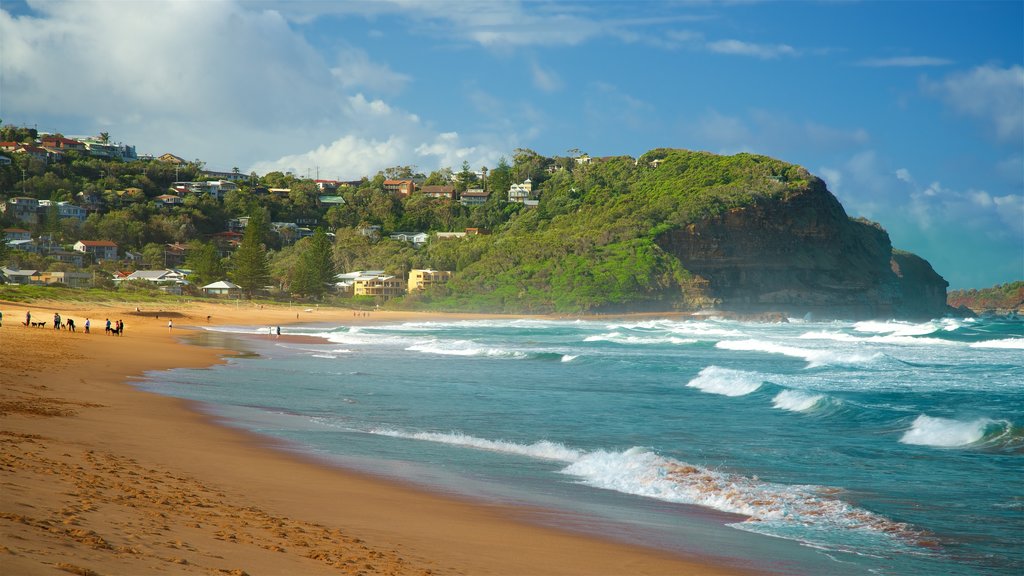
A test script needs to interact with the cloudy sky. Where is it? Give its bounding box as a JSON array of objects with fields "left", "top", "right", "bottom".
[{"left": 2, "top": 0, "right": 1021, "bottom": 288}]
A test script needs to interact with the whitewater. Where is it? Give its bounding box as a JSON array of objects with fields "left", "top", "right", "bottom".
[{"left": 142, "top": 315, "right": 1023, "bottom": 575}]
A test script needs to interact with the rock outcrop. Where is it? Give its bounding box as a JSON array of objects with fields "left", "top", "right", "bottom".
[{"left": 656, "top": 177, "right": 950, "bottom": 319}]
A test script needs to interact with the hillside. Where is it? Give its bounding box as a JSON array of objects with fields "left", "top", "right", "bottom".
[
  {"left": 416, "top": 149, "right": 949, "bottom": 318},
  {"left": 947, "top": 281, "right": 1024, "bottom": 314}
]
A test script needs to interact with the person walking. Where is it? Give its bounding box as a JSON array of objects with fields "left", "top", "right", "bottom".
[
  {"left": 54, "top": 312, "right": 61, "bottom": 330},
  {"left": 168, "top": 319, "right": 173, "bottom": 331},
  {"left": 85, "top": 318, "right": 90, "bottom": 334},
  {"left": 105, "top": 318, "right": 111, "bottom": 334},
  {"left": 25, "top": 310, "right": 31, "bottom": 326}
]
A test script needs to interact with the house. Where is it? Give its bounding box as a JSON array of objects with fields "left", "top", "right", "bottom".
[
  {"left": 201, "top": 169, "right": 248, "bottom": 182},
  {"left": 507, "top": 179, "right": 533, "bottom": 204},
  {"left": 40, "top": 201, "right": 88, "bottom": 221},
  {"left": 388, "top": 231, "right": 429, "bottom": 247},
  {"left": 318, "top": 195, "right": 346, "bottom": 206},
  {"left": 420, "top": 185, "right": 456, "bottom": 200},
  {"left": 2, "top": 197, "right": 40, "bottom": 225},
  {"left": 314, "top": 179, "right": 342, "bottom": 192},
  {"left": 164, "top": 243, "right": 190, "bottom": 267},
  {"left": 1, "top": 268, "right": 42, "bottom": 285},
  {"left": 383, "top": 179, "right": 414, "bottom": 197},
  {"left": 435, "top": 232, "right": 467, "bottom": 240},
  {"left": 0, "top": 156, "right": 11, "bottom": 166},
  {"left": 407, "top": 269, "right": 452, "bottom": 293},
  {"left": 459, "top": 188, "right": 489, "bottom": 206},
  {"left": 74, "top": 240, "right": 119, "bottom": 261},
  {"left": 40, "top": 136, "right": 86, "bottom": 151},
  {"left": 227, "top": 217, "right": 249, "bottom": 233},
  {"left": 159, "top": 153, "right": 187, "bottom": 164},
  {"left": 38, "top": 271, "right": 92, "bottom": 288},
  {"left": 352, "top": 274, "right": 405, "bottom": 300},
  {"left": 3, "top": 228, "right": 31, "bottom": 241},
  {"left": 120, "top": 269, "right": 189, "bottom": 286},
  {"left": 201, "top": 280, "right": 241, "bottom": 297},
  {"left": 155, "top": 194, "right": 183, "bottom": 207},
  {"left": 49, "top": 250, "right": 85, "bottom": 267},
  {"left": 465, "top": 227, "right": 490, "bottom": 235},
  {"left": 334, "top": 270, "right": 385, "bottom": 295}
]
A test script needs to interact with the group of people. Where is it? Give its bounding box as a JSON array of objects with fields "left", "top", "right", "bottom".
[{"left": 20, "top": 310, "right": 124, "bottom": 335}]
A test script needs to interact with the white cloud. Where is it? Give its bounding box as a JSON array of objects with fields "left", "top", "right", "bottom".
[
  {"left": 924, "top": 65, "right": 1024, "bottom": 144},
  {"left": 530, "top": 62, "right": 564, "bottom": 93},
  {"left": 330, "top": 48, "right": 412, "bottom": 93},
  {"left": 858, "top": 56, "right": 953, "bottom": 68},
  {"left": 0, "top": 0, "right": 507, "bottom": 178},
  {"left": 706, "top": 39, "right": 798, "bottom": 59}
]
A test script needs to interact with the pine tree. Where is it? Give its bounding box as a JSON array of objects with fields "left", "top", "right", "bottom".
[
  {"left": 185, "top": 241, "right": 225, "bottom": 287},
  {"left": 291, "top": 227, "right": 334, "bottom": 298},
  {"left": 229, "top": 208, "right": 270, "bottom": 298}
]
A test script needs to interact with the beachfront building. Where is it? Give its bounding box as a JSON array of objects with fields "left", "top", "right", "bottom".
[
  {"left": 407, "top": 269, "right": 452, "bottom": 293},
  {"left": 202, "top": 280, "right": 241, "bottom": 297},
  {"left": 354, "top": 274, "right": 405, "bottom": 300},
  {"left": 1, "top": 268, "right": 42, "bottom": 285},
  {"left": 38, "top": 271, "right": 93, "bottom": 288},
  {"left": 73, "top": 239, "right": 119, "bottom": 261}
]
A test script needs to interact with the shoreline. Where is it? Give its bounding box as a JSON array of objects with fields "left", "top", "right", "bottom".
[{"left": 1, "top": 299, "right": 750, "bottom": 575}]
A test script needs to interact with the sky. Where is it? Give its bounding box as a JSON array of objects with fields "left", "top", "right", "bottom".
[{"left": 1, "top": 0, "right": 1021, "bottom": 289}]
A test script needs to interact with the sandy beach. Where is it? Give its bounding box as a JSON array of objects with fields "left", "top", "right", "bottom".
[{"left": 0, "top": 299, "right": 746, "bottom": 575}]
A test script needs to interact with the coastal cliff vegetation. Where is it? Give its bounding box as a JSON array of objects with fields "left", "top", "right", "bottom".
[{"left": 1, "top": 134, "right": 953, "bottom": 317}]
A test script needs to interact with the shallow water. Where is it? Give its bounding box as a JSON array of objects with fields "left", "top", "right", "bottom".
[{"left": 142, "top": 315, "right": 1024, "bottom": 575}]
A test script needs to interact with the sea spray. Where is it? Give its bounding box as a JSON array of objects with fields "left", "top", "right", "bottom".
[{"left": 686, "top": 366, "right": 763, "bottom": 396}]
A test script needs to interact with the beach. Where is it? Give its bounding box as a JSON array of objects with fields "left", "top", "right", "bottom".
[{"left": 0, "top": 300, "right": 743, "bottom": 576}]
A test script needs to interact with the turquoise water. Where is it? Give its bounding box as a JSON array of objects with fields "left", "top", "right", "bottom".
[{"left": 141, "top": 316, "right": 1023, "bottom": 575}]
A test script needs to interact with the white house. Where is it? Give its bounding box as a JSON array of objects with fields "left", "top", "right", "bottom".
[
  {"left": 388, "top": 231, "right": 429, "bottom": 247},
  {"left": 508, "top": 179, "right": 533, "bottom": 203},
  {"left": 73, "top": 240, "right": 119, "bottom": 261},
  {"left": 202, "top": 280, "right": 241, "bottom": 296}
]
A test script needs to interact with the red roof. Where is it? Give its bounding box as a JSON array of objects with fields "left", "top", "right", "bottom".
[
  {"left": 3, "top": 228, "right": 30, "bottom": 233},
  {"left": 77, "top": 240, "right": 118, "bottom": 247}
]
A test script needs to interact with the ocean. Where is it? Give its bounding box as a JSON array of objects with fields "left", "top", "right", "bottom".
[{"left": 139, "top": 315, "right": 1023, "bottom": 575}]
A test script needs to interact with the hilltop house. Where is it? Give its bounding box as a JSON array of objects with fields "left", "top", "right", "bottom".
[
  {"left": 388, "top": 231, "right": 429, "bottom": 247},
  {"left": 2, "top": 197, "right": 40, "bottom": 225},
  {"left": 420, "top": 185, "right": 456, "bottom": 200},
  {"left": 74, "top": 239, "right": 119, "bottom": 261},
  {"left": 383, "top": 179, "right": 414, "bottom": 197},
  {"left": 508, "top": 179, "right": 533, "bottom": 203},
  {"left": 459, "top": 188, "right": 489, "bottom": 206},
  {"left": 3, "top": 228, "right": 31, "bottom": 241}
]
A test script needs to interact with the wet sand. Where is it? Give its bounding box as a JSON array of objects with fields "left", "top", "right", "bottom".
[{"left": 0, "top": 299, "right": 747, "bottom": 575}]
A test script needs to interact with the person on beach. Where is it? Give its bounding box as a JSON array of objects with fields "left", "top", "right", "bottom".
[
  {"left": 25, "top": 311, "right": 31, "bottom": 326},
  {"left": 276, "top": 326, "right": 281, "bottom": 338},
  {"left": 105, "top": 318, "right": 111, "bottom": 334},
  {"left": 168, "top": 319, "right": 173, "bottom": 331},
  {"left": 67, "top": 318, "right": 75, "bottom": 332},
  {"left": 54, "top": 313, "right": 61, "bottom": 330},
  {"left": 0, "top": 310, "right": 3, "bottom": 327},
  {"left": 84, "top": 318, "right": 90, "bottom": 334}
]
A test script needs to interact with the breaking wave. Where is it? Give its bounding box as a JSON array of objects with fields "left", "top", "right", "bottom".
[
  {"left": 772, "top": 390, "right": 830, "bottom": 413},
  {"left": 584, "top": 332, "right": 697, "bottom": 345},
  {"left": 366, "top": 428, "right": 929, "bottom": 553},
  {"left": 969, "top": 338, "right": 1024, "bottom": 350},
  {"left": 715, "top": 339, "right": 882, "bottom": 367},
  {"left": 405, "top": 340, "right": 529, "bottom": 359},
  {"left": 686, "top": 366, "right": 763, "bottom": 396},
  {"left": 899, "top": 415, "right": 1017, "bottom": 448}
]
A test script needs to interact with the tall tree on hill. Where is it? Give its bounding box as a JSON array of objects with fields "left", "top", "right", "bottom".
[
  {"left": 186, "top": 241, "right": 226, "bottom": 286},
  {"left": 230, "top": 207, "right": 270, "bottom": 298},
  {"left": 290, "top": 227, "right": 334, "bottom": 298}
]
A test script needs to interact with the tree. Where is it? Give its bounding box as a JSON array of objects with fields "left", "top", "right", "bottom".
[
  {"left": 289, "top": 227, "right": 335, "bottom": 298},
  {"left": 185, "top": 241, "right": 226, "bottom": 286},
  {"left": 230, "top": 207, "right": 271, "bottom": 298}
]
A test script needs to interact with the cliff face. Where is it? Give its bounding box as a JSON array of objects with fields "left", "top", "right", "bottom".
[{"left": 656, "top": 177, "right": 949, "bottom": 319}]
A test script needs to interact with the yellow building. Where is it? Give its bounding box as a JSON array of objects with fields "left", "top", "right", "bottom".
[
  {"left": 353, "top": 274, "right": 405, "bottom": 300},
  {"left": 407, "top": 269, "right": 453, "bottom": 293}
]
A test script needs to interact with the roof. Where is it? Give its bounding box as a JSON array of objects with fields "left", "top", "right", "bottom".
[
  {"left": 76, "top": 240, "right": 118, "bottom": 247},
  {"left": 1, "top": 267, "right": 39, "bottom": 276},
  {"left": 202, "top": 280, "right": 241, "bottom": 290},
  {"left": 3, "top": 228, "right": 30, "bottom": 233}
]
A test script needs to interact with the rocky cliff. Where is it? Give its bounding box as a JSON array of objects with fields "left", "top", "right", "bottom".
[{"left": 655, "top": 176, "right": 950, "bottom": 319}]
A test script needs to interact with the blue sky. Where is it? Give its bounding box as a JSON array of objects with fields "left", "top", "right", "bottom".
[{"left": 1, "top": 0, "right": 1021, "bottom": 288}]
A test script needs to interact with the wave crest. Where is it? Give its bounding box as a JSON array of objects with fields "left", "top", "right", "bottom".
[
  {"left": 899, "top": 414, "right": 1010, "bottom": 448},
  {"left": 686, "top": 366, "right": 763, "bottom": 396}
]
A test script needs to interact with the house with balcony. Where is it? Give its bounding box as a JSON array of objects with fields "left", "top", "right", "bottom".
[
  {"left": 407, "top": 269, "right": 452, "bottom": 293},
  {"left": 74, "top": 240, "right": 119, "bottom": 261},
  {"left": 2, "top": 197, "right": 40, "bottom": 225},
  {"left": 459, "top": 188, "right": 490, "bottom": 206},
  {"left": 353, "top": 274, "right": 405, "bottom": 300},
  {"left": 383, "top": 179, "right": 414, "bottom": 197},
  {"left": 40, "top": 136, "right": 86, "bottom": 152},
  {"left": 39, "top": 271, "right": 92, "bottom": 288},
  {"left": 155, "top": 194, "right": 184, "bottom": 207},
  {"left": 508, "top": 179, "right": 533, "bottom": 204}
]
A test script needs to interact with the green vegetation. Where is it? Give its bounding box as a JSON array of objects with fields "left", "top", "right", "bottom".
[
  {"left": 948, "top": 281, "right": 1024, "bottom": 312},
  {"left": 2, "top": 132, "right": 828, "bottom": 312}
]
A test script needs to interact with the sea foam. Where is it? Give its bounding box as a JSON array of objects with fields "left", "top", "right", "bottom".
[
  {"left": 686, "top": 366, "right": 763, "bottom": 396},
  {"left": 900, "top": 415, "right": 995, "bottom": 447},
  {"left": 715, "top": 339, "right": 882, "bottom": 367},
  {"left": 969, "top": 338, "right": 1024, "bottom": 350},
  {"left": 772, "top": 390, "right": 827, "bottom": 413}
]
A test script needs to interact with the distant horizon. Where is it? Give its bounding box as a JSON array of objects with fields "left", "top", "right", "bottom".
[{"left": 2, "top": 0, "right": 1021, "bottom": 289}]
